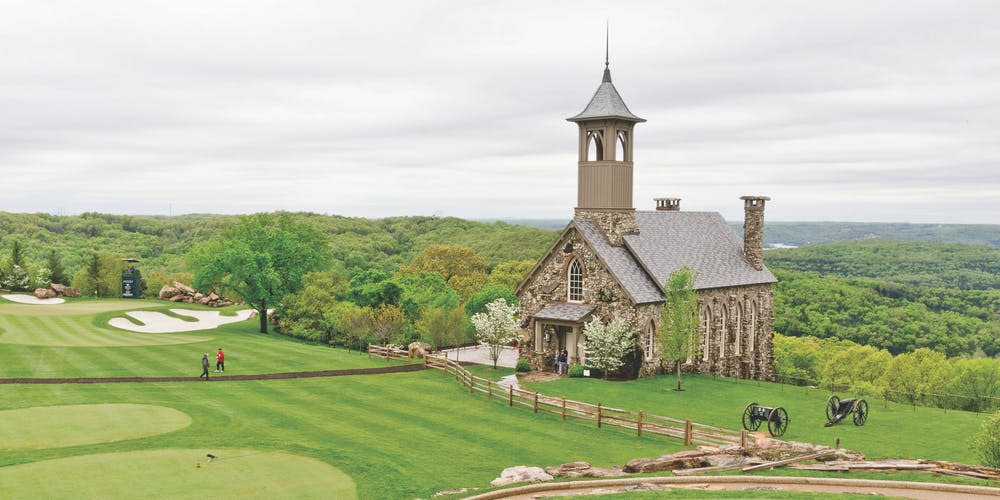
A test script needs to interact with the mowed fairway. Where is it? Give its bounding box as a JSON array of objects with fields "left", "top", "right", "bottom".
[
  {"left": 0, "top": 298, "right": 394, "bottom": 378},
  {"left": 520, "top": 374, "right": 988, "bottom": 465},
  {"left": 0, "top": 373, "right": 679, "bottom": 499},
  {"left": 0, "top": 449, "right": 357, "bottom": 499},
  {"left": 0, "top": 404, "right": 190, "bottom": 451}
]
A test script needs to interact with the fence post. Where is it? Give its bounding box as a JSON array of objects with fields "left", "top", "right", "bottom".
[
  {"left": 533, "top": 392, "right": 539, "bottom": 413},
  {"left": 423, "top": 354, "right": 427, "bottom": 369},
  {"left": 443, "top": 352, "right": 448, "bottom": 375},
  {"left": 684, "top": 420, "right": 692, "bottom": 446},
  {"left": 469, "top": 374, "right": 474, "bottom": 393},
  {"left": 740, "top": 429, "right": 747, "bottom": 449},
  {"left": 509, "top": 385, "right": 514, "bottom": 407},
  {"left": 637, "top": 411, "right": 644, "bottom": 437},
  {"left": 488, "top": 381, "right": 493, "bottom": 400},
  {"left": 597, "top": 403, "right": 602, "bottom": 428},
  {"left": 562, "top": 397, "right": 566, "bottom": 421},
  {"left": 368, "top": 344, "right": 371, "bottom": 359}
]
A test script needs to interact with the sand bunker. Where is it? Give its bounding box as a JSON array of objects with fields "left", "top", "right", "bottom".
[
  {"left": 109, "top": 308, "right": 255, "bottom": 333},
  {"left": 2, "top": 294, "right": 65, "bottom": 305}
]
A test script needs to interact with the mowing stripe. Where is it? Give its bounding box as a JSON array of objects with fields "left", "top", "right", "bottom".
[{"left": 0, "top": 364, "right": 425, "bottom": 384}]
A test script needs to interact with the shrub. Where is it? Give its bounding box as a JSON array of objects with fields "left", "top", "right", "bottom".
[
  {"left": 568, "top": 364, "right": 584, "bottom": 378},
  {"left": 515, "top": 359, "right": 531, "bottom": 373},
  {"left": 975, "top": 410, "right": 1000, "bottom": 467}
]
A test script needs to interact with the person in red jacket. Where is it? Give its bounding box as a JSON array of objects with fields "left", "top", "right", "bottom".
[{"left": 216, "top": 348, "right": 225, "bottom": 372}]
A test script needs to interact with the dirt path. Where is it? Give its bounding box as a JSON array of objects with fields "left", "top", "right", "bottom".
[{"left": 0, "top": 363, "right": 425, "bottom": 384}]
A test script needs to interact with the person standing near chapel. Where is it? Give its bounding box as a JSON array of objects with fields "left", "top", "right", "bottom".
[
  {"left": 200, "top": 353, "right": 210, "bottom": 379},
  {"left": 557, "top": 349, "right": 568, "bottom": 375},
  {"left": 216, "top": 348, "right": 225, "bottom": 372}
]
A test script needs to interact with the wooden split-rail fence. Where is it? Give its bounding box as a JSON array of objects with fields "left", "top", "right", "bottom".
[{"left": 368, "top": 344, "right": 750, "bottom": 447}]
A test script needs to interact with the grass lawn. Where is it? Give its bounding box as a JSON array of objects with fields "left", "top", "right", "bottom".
[
  {"left": 0, "top": 372, "right": 680, "bottom": 499},
  {"left": 0, "top": 298, "right": 394, "bottom": 378},
  {"left": 518, "top": 373, "right": 988, "bottom": 464}
]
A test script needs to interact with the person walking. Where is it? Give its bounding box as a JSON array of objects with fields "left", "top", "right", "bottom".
[
  {"left": 216, "top": 348, "right": 225, "bottom": 372},
  {"left": 557, "top": 349, "right": 568, "bottom": 375},
  {"left": 200, "top": 353, "right": 210, "bottom": 379}
]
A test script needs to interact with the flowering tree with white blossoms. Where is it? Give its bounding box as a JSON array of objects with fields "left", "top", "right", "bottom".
[
  {"left": 470, "top": 297, "right": 519, "bottom": 369},
  {"left": 583, "top": 317, "right": 636, "bottom": 378}
]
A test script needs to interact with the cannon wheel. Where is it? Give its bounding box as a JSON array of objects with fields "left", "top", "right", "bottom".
[
  {"left": 742, "top": 402, "right": 761, "bottom": 431},
  {"left": 826, "top": 395, "right": 840, "bottom": 422},
  {"left": 768, "top": 407, "right": 789, "bottom": 437},
  {"left": 853, "top": 399, "right": 868, "bottom": 426}
]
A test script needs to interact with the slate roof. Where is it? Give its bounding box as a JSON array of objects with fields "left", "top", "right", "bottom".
[
  {"left": 575, "top": 219, "right": 663, "bottom": 304},
  {"left": 567, "top": 69, "right": 645, "bottom": 123},
  {"left": 533, "top": 302, "right": 597, "bottom": 322},
  {"left": 573, "top": 211, "right": 777, "bottom": 304},
  {"left": 624, "top": 211, "right": 778, "bottom": 291}
]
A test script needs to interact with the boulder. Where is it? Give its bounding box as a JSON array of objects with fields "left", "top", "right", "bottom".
[
  {"left": 169, "top": 294, "right": 186, "bottom": 302},
  {"left": 158, "top": 285, "right": 179, "bottom": 299},
  {"left": 490, "top": 466, "right": 553, "bottom": 487},
  {"left": 545, "top": 461, "right": 626, "bottom": 478},
  {"left": 34, "top": 288, "right": 58, "bottom": 299},
  {"left": 194, "top": 292, "right": 204, "bottom": 300},
  {"left": 207, "top": 292, "right": 219, "bottom": 301},
  {"left": 624, "top": 450, "right": 710, "bottom": 473},
  {"left": 61, "top": 286, "right": 80, "bottom": 297},
  {"left": 173, "top": 281, "right": 196, "bottom": 294},
  {"left": 199, "top": 297, "right": 211, "bottom": 305},
  {"left": 408, "top": 341, "right": 432, "bottom": 359}
]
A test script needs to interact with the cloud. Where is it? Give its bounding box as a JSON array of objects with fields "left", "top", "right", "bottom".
[{"left": 0, "top": 0, "right": 997, "bottom": 223}]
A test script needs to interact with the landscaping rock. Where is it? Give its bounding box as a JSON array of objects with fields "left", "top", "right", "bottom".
[
  {"left": 50, "top": 283, "right": 80, "bottom": 297},
  {"left": 158, "top": 286, "right": 179, "bottom": 299},
  {"left": 169, "top": 294, "right": 186, "bottom": 302},
  {"left": 490, "top": 466, "right": 553, "bottom": 487},
  {"left": 545, "top": 461, "right": 627, "bottom": 478},
  {"left": 173, "top": 281, "right": 195, "bottom": 294},
  {"left": 34, "top": 288, "right": 58, "bottom": 299},
  {"left": 624, "top": 452, "right": 708, "bottom": 473},
  {"left": 408, "top": 341, "right": 431, "bottom": 359}
]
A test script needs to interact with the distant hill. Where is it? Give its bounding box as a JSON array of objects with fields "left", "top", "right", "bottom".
[
  {"left": 747, "top": 221, "right": 1000, "bottom": 248},
  {"left": 495, "top": 218, "right": 1000, "bottom": 248}
]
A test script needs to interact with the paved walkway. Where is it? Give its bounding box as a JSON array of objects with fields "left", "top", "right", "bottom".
[{"left": 437, "top": 345, "right": 519, "bottom": 368}]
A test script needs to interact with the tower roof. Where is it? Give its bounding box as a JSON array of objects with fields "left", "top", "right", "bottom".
[{"left": 567, "top": 68, "right": 645, "bottom": 123}]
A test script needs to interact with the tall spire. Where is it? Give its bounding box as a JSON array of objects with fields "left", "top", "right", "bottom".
[{"left": 603, "top": 21, "right": 612, "bottom": 83}]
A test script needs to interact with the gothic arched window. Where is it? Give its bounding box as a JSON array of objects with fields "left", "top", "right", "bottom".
[
  {"left": 701, "top": 306, "right": 712, "bottom": 361},
  {"left": 567, "top": 259, "right": 583, "bottom": 302},
  {"left": 616, "top": 130, "right": 628, "bottom": 161},
  {"left": 719, "top": 306, "right": 728, "bottom": 357},
  {"left": 586, "top": 130, "right": 604, "bottom": 161},
  {"left": 645, "top": 319, "right": 656, "bottom": 359},
  {"left": 749, "top": 301, "right": 758, "bottom": 352},
  {"left": 735, "top": 302, "right": 743, "bottom": 356}
]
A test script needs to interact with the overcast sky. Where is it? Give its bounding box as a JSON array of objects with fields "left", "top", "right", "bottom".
[{"left": 2, "top": 1, "right": 998, "bottom": 223}]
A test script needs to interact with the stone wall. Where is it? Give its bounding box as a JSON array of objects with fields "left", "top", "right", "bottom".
[
  {"left": 635, "top": 284, "right": 775, "bottom": 381},
  {"left": 517, "top": 226, "right": 639, "bottom": 370},
  {"left": 573, "top": 209, "right": 637, "bottom": 246}
]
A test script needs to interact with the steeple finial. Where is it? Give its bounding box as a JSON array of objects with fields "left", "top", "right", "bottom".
[{"left": 602, "top": 21, "right": 612, "bottom": 83}]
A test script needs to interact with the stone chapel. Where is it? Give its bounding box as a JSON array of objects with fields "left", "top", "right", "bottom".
[{"left": 516, "top": 58, "right": 777, "bottom": 380}]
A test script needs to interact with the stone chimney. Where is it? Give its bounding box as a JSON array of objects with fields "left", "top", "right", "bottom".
[
  {"left": 740, "top": 196, "right": 770, "bottom": 270},
  {"left": 654, "top": 197, "right": 680, "bottom": 211}
]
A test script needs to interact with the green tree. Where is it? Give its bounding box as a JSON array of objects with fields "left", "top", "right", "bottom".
[
  {"left": 470, "top": 298, "right": 519, "bottom": 369},
  {"left": 71, "top": 252, "right": 122, "bottom": 297},
  {"left": 194, "top": 214, "right": 329, "bottom": 333},
  {"left": 277, "top": 269, "right": 349, "bottom": 341},
  {"left": 583, "top": 317, "right": 636, "bottom": 378},
  {"left": 820, "top": 344, "right": 892, "bottom": 392},
  {"left": 488, "top": 259, "right": 535, "bottom": 290},
  {"left": 348, "top": 269, "right": 402, "bottom": 308},
  {"left": 400, "top": 245, "right": 488, "bottom": 300},
  {"left": 10, "top": 240, "right": 25, "bottom": 268},
  {"left": 395, "top": 272, "right": 460, "bottom": 321},
  {"left": 948, "top": 358, "right": 1000, "bottom": 412},
  {"left": 334, "top": 303, "right": 373, "bottom": 351},
  {"left": 974, "top": 410, "right": 1000, "bottom": 467},
  {"left": 880, "top": 348, "right": 950, "bottom": 405},
  {"left": 370, "top": 303, "right": 406, "bottom": 346},
  {"left": 659, "top": 267, "right": 698, "bottom": 391},
  {"left": 46, "top": 249, "right": 68, "bottom": 285},
  {"left": 465, "top": 284, "right": 518, "bottom": 319},
  {"left": 415, "top": 306, "right": 465, "bottom": 350}
]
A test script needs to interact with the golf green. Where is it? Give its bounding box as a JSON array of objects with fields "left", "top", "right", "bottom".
[
  {"left": 0, "top": 449, "right": 356, "bottom": 499},
  {"left": 0, "top": 404, "right": 191, "bottom": 451}
]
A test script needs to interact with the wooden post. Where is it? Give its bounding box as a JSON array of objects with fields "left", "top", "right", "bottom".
[
  {"left": 741, "top": 429, "right": 748, "bottom": 449},
  {"left": 509, "top": 385, "right": 514, "bottom": 407},
  {"left": 469, "top": 374, "right": 474, "bottom": 393},
  {"left": 597, "top": 403, "right": 602, "bottom": 428},
  {"left": 368, "top": 343, "right": 371, "bottom": 359},
  {"left": 533, "top": 392, "right": 539, "bottom": 413},
  {"left": 684, "top": 419, "right": 693, "bottom": 446},
  {"left": 561, "top": 397, "right": 567, "bottom": 421},
  {"left": 637, "top": 411, "right": 644, "bottom": 437},
  {"left": 423, "top": 354, "right": 427, "bottom": 369},
  {"left": 488, "top": 380, "right": 493, "bottom": 400}
]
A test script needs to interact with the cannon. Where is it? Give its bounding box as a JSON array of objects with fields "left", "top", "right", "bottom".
[
  {"left": 741, "top": 402, "right": 789, "bottom": 437},
  {"left": 825, "top": 395, "right": 868, "bottom": 427}
]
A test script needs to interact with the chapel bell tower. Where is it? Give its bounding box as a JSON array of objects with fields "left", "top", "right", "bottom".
[{"left": 568, "top": 43, "right": 645, "bottom": 245}]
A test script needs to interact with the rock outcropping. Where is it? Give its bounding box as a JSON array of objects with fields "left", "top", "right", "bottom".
[
  {"left": 34, "top": 283, "right": 80, "bottom": 299},
  {"left": 158, "top": 281, "right": 234, "bottom": 307}
]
